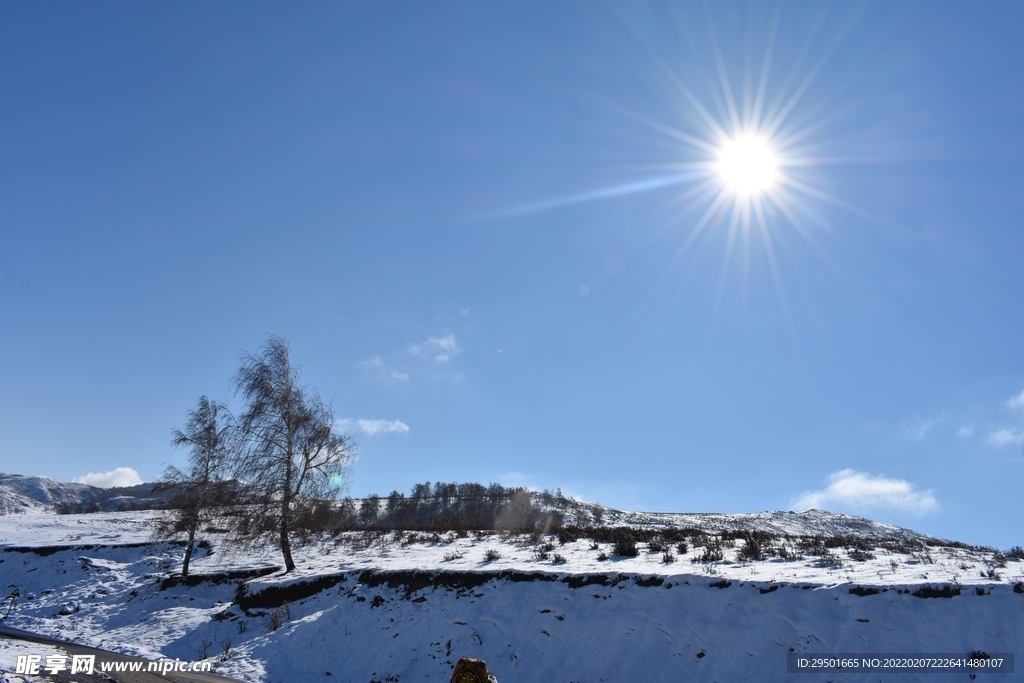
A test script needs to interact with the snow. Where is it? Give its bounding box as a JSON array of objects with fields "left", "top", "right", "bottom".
[{"left": 1, "top": 509, "right": 1022, "bottom": 682}]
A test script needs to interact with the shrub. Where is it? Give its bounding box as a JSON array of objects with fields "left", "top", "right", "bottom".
[
  {"left": 694, "top": 538, "right": 723, "bottom": 563},
  {"left": 552, "top": 553, "right": 567, "bottom": 564},
  {"left": 613, "top": 538, "right": 639, "bottom": 557},
  {"left": 1006, "top": 546, "right": 1024, "bottom": 560},
  {"left": 268, "top": 611, "right": 283, "bottom": 632},
  {"left": 676, "top": 541, "right": 688, "bottom": 555},
  {"left": 662, "top": 551, "right": 675, "bottom": 564},
  {"left": 597, "top": 552, "right": 609, "bottom": 561},
  {"left": 483, "top": 548, "right": 501, "bottom": 562},
  {"left": 444, "top": 550, "right": 464, "bottom": 561},
  {"left": 848, "top": 548, "right": 875, "bottom": 562},
  {"left": 775, "top": 544, "right": 801, "bottom": 561},
  {"left": 647, "top": 539, "right": 665, "bottom": 553},
  {"left": 814, "top": 551, "right": 842, "bottom": 567},
  {"left": 737, "top": 537, "right": 765, "bottom": 562}
]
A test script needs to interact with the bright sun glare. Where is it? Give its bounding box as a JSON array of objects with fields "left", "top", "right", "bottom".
[{"left": 716, "top": 135, "right": 778, "bottom": 198}]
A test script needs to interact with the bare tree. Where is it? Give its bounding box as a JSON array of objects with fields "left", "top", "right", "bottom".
[
  {"left": 231, "top": 335, "right": 354, "bottom": 572},
  {"left": 156, "top": 396, "right": 232, "bottom": 576}
]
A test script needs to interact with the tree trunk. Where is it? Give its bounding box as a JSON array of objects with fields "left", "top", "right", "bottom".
[
  {"left": 280, "top": 495, "right": 295, "bottom": 572},
  {"left": 182, "top": 526, "right": 196, "bottom": 577}
]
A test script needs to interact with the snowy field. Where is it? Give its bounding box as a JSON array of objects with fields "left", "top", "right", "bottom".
[{"left": 1, "top": 509, "right": 1022, "bottom": 682}]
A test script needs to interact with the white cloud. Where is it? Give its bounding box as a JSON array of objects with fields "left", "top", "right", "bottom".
[
  {"left": 497, "top": 471, "right": 530, "bottom": 487},
  {"left": 408, "top": 333, "right": 460, "bottom": 363},
  {"left": 73, "top": 467, "right": 143, "bottom": 488},
  {"left": 357, "top": 356, "right": 409, "bottom": 382},
  {"left": 956, "top": 426, "right": 974, "bottom": 438},
  {"left": 358, "top": 419, "right": 410, "bottom": 436},
  {"left": 1005, "top": 389, "right": 1024, "bottom": 414},
  {"left": 358, "top": 356, "right": 384, "bottom": 369},
  {"left": 909, "top": 416, "right": 942, "bottom": 440},
  {"left": 985, "top": 428, "right": 1024, "bottom": 447},
  {"left": 336, "top": 418, "right": 409, "bottom": 436},
  {"left": 791, "top": 469, "right": 938, "bottom": 515}
]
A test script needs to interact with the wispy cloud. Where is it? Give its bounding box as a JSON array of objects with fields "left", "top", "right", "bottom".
[
  {"left": 979, "top": 388, "right": 1024, "bottom": 448},
  {"left": 907, "top": 416, "right": 943, "bottom": 441},
  {"left": 956, "top": 426, "right": 974, "bottom": 438},
  {"left": 408, "top": 333, "right": 460, "bottom": 363},
  {"left": 1005, "top": 389, "right": 1024, "bottom": 414},
  {"left": 985, "top": 428, "right": 1024, "bottom": 447},
  {"left": 358, "top": 419, "right": 410, "bottom": 436},
  {"left": 357, "top": 356, "right": 409, "bottom": 382},
  {"left": 336, "top": 418, "right": 409, "bottom": 436},
  {"left": 791, "top": 469, "right": 938, "bottom": 514},
  {"left": 73, "top": 467, "right": 143, "bottom": 488}
]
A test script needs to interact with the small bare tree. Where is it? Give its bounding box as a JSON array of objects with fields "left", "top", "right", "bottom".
[
  {"left": 156, "top": 396, "right": 232, "bottom": 576},
  {"left": 231, "top": 335, "right": 354, "bottom": 572}
]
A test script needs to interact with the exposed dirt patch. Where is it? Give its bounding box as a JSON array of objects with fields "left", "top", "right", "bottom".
[{"left": 235, "top": 572, "right": 347, "bottom": 610}]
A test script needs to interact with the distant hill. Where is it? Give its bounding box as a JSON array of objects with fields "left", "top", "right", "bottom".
[
  {"left": 553, "top": 498, "right": 935, "bottom": 543},
  {"left": 0, "top": 473, "right": 172, "bottom": 514},
  {"left": 0, "top": 472, "right": 936, "bottom": 546}
]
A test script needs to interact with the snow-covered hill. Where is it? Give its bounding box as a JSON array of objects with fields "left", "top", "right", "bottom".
[
  {"left": 557, "top": 501, "right": 933, "bottom": 542},
  {"left": 0, "top": 474, "right": 95, "bottom": 513},
  {"left": 0, "top": 474, "right": 169, "bottom": 515},
  {"left": 1, "top": 509, "right": 1021, "bottom": 682}
]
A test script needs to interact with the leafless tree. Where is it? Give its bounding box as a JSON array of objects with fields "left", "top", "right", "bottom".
[
  {"left": 231, "top": 335, "right": 354, "bottom": 572},
  {"left": 155, "top": 396, "right": 232, "bottom": 576}
]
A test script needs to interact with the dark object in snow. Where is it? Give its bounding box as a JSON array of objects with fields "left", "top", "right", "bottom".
[
  {"left": 912, "top": 584, "right": 960, "bottom": 599},
  {"left": 2, "top": 587, "right": 17, "bottom": 620},
  {"left": 451, "top": 657, "right": 497, "bottom": 683}
]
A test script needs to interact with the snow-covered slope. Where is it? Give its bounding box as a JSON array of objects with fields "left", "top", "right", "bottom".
[
  {"left": 0, "top": 474, "right": 95, "bottom": 513},
  {"left": 1, "top": 509, "right": 1022, "bottom": 682},
  {"left": 0, "top": 474, "right": 169, "bottom": 515},
  {"left": 560, "top": 502, "right": 932, "bottom": 542}
]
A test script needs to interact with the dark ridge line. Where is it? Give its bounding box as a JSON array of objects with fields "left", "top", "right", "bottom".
[
  {"left": 236, "top": 573, "right": 350, "bottom": 610},
  {"left": 233, "top": 570, "right": 684, "bottom": 609},
  {"left": 2, "top": 541, "right": 187, "bottom": 556},
  {"left": 161, "top": 566, "right": 280, "bottom": 590}
]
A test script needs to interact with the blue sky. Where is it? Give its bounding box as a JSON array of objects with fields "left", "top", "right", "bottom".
[{"left": 2, "top": 2, "right": 1022, "bottom": 547}]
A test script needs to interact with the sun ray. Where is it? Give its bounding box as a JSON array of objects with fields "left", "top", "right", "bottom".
[
  {"left": 592, "top": 97, "right": 723, "bottom": 156},
  {"left": 766, "top": 188, "right": 858, "bottom": 295},
  {"left": 775, "top": 175, "right": 899, "bottom": 229},
  {"left": 750, "top": 4, "right": 782, "bottom": 131},
  {"left": 703, "top": 7, "right": 743, "bottom": 136},
  {"left": 752, "top": 198, "right": 795, "bottom": 335},
  {"left": 656, "top": 186, "right": 733, "bottom": 282},
  {"left": 712, "top": 199, "right": 745, "bottom": 321},
  {"left": 469, "top": 4, "right": 908, "bottom": 330},
  {"left": 479, "top": 173, "right": 701, "bottom": 220},
  {"left": 618, "top": 14, "right": 730, "bottom": 142},
  {"left": 764, "top": 10, "right": 865, "bottom": 139}
]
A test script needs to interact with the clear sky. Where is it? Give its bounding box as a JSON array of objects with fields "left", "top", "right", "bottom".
[{"left": 2, "top": 2, "right": 1022, "bottom": 548}]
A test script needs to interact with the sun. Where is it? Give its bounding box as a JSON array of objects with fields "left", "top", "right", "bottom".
[{"left": 716, "top": 134, "right": 779, "bottom": 199}]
